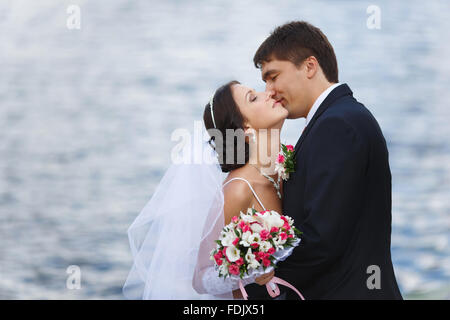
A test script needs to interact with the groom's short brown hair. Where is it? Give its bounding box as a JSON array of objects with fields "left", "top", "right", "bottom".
[{"left": 253, "top": 21, "right": 338, "bottom": 83}]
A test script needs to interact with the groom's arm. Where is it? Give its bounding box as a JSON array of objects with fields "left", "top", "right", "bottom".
[{"left": 248, "top": 116, "right": 368, "bottom": 299}]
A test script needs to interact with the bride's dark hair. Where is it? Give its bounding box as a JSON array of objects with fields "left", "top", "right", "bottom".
[{"left": 203, "top": 80, "right": 250, "bottom": 172}]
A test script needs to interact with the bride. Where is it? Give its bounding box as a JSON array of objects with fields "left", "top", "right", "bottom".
[{"left": 123, "top": 80, "right": 289, "bottom": 299}]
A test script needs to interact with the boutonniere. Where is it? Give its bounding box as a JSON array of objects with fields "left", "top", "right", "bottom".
[{"left": 275, "top": 144, "right": 295, "bottom": 181}]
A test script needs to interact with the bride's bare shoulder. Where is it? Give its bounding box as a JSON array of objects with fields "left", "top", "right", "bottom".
[
  {"left": 222, "top": 167, "right": 252, "bottom": 195},
  {"left": 222, "top": 169, "right": 253, "bottom": 223}
]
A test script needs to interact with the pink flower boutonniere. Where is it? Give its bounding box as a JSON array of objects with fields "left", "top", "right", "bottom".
[{"left": 275, "top": 144, "right": 296, "bottom": 181}]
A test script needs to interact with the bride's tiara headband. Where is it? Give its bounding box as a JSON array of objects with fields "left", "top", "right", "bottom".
[{"left": 209, "top": 94, "right": 217, "bottom": 129}]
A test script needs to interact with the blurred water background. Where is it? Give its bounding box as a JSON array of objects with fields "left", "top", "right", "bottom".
[{"left": 0, "top": 0, "right": 449, "bottom": 299}]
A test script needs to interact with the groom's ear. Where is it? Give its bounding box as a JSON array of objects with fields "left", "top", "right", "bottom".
[{"left": 304, "top": 56, "right": 320, "bottom": 79}]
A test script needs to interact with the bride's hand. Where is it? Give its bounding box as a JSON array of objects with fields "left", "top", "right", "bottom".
[{"left": 255, "top": 270, "right": 275, "bottom": 286}]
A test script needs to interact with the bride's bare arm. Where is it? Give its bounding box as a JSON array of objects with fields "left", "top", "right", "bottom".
[
  {"left": 223, "top": 179, "right": 253, "bottom": 224},
  {"left": 224, "top": 180, "right": 275, "bottom": 299},
  {"left": 193, "top": 179, "right": 274, "bottom": 298}
]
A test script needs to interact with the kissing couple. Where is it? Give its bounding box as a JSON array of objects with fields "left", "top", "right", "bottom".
[{"left": 123, "top": 21, "right": 403, "bottom": 300}]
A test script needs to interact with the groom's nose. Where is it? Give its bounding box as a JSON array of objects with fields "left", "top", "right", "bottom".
[
  {"left": 265, "top": 89, "right": 275, "bottom": 100},
  {"left": 265, "top": 80, "right": 276, "bottom": 93}
]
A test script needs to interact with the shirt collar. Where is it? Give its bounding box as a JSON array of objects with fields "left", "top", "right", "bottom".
[{"left": 306, "top": 82, "right": 342, "bottom": 126}]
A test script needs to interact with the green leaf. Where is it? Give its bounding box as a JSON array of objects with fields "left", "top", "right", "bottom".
[{"left": 293, "top": 227, "right": 303, "bottom": 236}]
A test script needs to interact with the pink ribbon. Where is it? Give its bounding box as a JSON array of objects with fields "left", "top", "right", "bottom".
[{"left": 239, "top": 276, "right": 305, "bottom": 300}]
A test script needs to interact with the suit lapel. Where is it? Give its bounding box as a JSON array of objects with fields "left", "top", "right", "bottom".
[{"left": 293, "top": 83, "right": 353, "bottom": 158}]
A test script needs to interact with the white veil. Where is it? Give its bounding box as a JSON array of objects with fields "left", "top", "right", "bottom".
[{"left": 122, "top": 127, "right": 233, "bottom": 299}]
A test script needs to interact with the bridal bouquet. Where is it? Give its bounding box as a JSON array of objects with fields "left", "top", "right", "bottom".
[{"left": 210, "top": 208, "right": 302, "bottom": 279}]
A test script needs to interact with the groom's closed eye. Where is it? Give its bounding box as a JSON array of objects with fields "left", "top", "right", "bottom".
[{"left": 262, "top": 70, "right": 278, "bottom": 83}]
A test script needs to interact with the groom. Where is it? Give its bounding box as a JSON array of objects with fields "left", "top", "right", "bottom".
[{"left": 246, "top": 21, "right": 403, "bottom": 299}]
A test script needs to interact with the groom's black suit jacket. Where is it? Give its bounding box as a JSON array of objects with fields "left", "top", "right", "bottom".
[{"left": 246, "top": 84, "right": 403, "bottom": 300}]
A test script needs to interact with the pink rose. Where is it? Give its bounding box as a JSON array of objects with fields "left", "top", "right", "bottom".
[
  {"left": 280, "top": 232, "right": 287, "bottom": 240},
  {"left": 232, "top": 237, "right": 239, "bottom": 246},
  {"left": 267, "top": 248, "right": 275, "bottom": 255},
  {"left": 270, "top": 227, "right": 279, "bottom": 233},
  {"left": 235, "top": 258, "right": 244, "bottom": 266},
  {"left": 242, "top": 224, "right": 250, "bottom": 233},
  {"left": 283, "top": 221, "right": 291, "bottom": 230},
  {"left": 250, "top": 243, "right": 259, "bottom": 249},
  {"left": 260, "top": 230, "right": 270, "bottom": 241},
  {"left": 262, "top": 258, "right": 271, "bottom": 267},
  {"left": 277, "top": 154, "right": 285, "bottom": 163},
  {"left": 255, "top": 251, "right": 265, "bottom": 261},
  {"left": 228, "top": 264, "right": 240, "bottom": 275},
  {"left": 222, "top": 248, "right": 230, "bottom": 262},
  {"left": 238, "top": 221, "right": 246, "bottom": 230},
  {"left": 286, "top": 145, "right": 294, "bottom": 152},
  {"left": 232, "top": 216, "right": 239, "bottom": 223},
  {"left": 214, "top": 251, "right": 223, "bottom": 265},
  {"left": 288, "top": 234, "right": 294, "bottom": 238},
  {"left": 214, "top": 251, "right": 223, "bottom": 259}
]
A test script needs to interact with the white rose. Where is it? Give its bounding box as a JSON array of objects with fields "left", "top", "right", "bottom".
[
  {"left": 218, "top": 264, "right": 228, "bottom": 276},
  {"left": 240, "top": 212, "right": 257, "bottom": 224},
  {"left": 245, "top": 248, "right": 256, "bottom": 264},
  {"left": 220, "top": 227, "right": 232, "bottom": 238},
  {"left": 275, "top": 162, "right": 283, "bottom": 171},
  {"left": 221, "top": 232, "right": 236, "bottom": 247},
  {"left": 250, "top": 222, "right": 263, "bottom": 233},
  {"left": 239, "top": 231, "right": 253, "bottom": 247},
  {"left": 270, "top": 210, "right": 281, "bottom": 218},
  {"left": 226, "top": 246, "right": 241, "bottom": 262},
  {"left": 271, "top": 211, "right": 284, "bottom": 225},
  {"left": 275, "top": 163, "right": 289, "bottom": 180},
  {"left": 248, "top": 259, "right": 261, "bottom": 270},
  {"left": 259, "top": 241, "right": 273, "bottom": 252},
  {"left": 227, "top": 222, "right": 237, "bottom": 230},
  {"left": 245, "top": 248, "right": 261, "bottom": 270},
  {"left": 263, "top": 214, "right": 284, "bottom": 230},
  {"left": 272, "top": 236, "right": 286, "bottom": 249},
  {"left": 247, "top": 233, "right": 261, "bottom": 245},
  {"left": 285, "top": 216, "right": 294, "bottom": 226}
]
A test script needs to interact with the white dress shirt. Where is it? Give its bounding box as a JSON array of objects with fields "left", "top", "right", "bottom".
[{"left": 305, "top": 82, "right": 342, "bottom": 127}]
